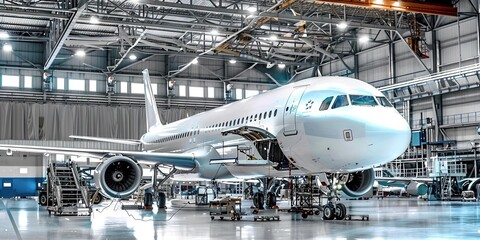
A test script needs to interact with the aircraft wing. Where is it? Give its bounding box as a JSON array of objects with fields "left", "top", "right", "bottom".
[
  {"left": 0, "top": 144, "right": 197, "bottom": 170},
  {"left": 69, "top": 135, "right": 142, "bottom": 145}
]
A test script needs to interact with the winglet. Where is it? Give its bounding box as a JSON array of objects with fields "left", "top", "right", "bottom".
[{"left": 142, "top": 69, "right": 163, "bottom": 131}]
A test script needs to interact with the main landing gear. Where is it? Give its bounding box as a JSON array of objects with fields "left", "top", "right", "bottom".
[
  {"left": 151, "top": 164, "right": 177, "bottom": 209},
  {"left": 249, "top": 178, "right": 279, "bottom": 210}
]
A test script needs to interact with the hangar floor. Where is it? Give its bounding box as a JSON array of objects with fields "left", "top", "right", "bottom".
[{"left": 0, "top": 197, "right": 479, "bottom": 240}]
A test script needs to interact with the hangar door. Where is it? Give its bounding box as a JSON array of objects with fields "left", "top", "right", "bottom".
[{"left": 283, "top": 85, "right": 307, "bottom": 136}]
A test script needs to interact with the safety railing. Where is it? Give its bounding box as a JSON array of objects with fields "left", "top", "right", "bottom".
[{"left": 411, "top": 111, "right": 480, "bottom": 129}]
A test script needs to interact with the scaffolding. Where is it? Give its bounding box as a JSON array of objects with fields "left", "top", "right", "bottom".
[{"left": 429, "top": 155, "right": 467, "bottom": 200}]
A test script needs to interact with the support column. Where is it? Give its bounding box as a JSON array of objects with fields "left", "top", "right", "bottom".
[
  {"left": 431, "top": 95, "right": 443, "bottom": 142},
  {"left": 430, "top": 16, "right": 442, "bottom": 143},
  {"left": 477, "top": 0, "right": 480, "bottom": 62},
  {"left": 353, "top": 40, "right": 360, "bottom": 79},
  {"left": 165, "top": 55, "right": 172, "bottom": 108},
  {"left": 402, "top": 100, "right": 411, "bottom": 125},
  {"left": 431, "top": 16, "right": 439, "bottom": 73},
  {"left": 388, "top": 40, "right": 396, "bottom": 85}
]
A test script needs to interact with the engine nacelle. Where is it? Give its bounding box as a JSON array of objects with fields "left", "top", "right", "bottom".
[
  {"left": 94, "top": 156, "right": 143, "bottom": 199},
  {"left": 406, "top": 182, "right": 428, "bottom": 196},
  {"left": 342, "top": 168, "right": 375, "bottom": 198}
]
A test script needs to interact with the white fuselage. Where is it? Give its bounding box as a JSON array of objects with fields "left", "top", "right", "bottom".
[{"left": 140, "top": 76, "right": 411, "bottom": 179}]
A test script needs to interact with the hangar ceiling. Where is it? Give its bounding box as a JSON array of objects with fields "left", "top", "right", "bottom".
[{"left": 0, "top": 0, "right": 458, "bottom": 76}]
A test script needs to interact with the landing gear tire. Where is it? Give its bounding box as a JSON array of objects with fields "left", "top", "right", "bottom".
[
  {"left": 157, "top": 192, "right": 166, "bottom": 209},
  {"left": 253, "top": 192, "right": 264, "bottom": 210},
  {"left": 334, "top": 203, "right": 346, "bottom": 220},
  {"left": 323, "top": 204, "right": 335, "bottom": 220},
  {"left": 39, "top": 193, "right": 48, "bottom": 206},
  {"left": 266, "top": 192, "right": 276, "bottom": 208},
  {"left": 92, "top": 194, "right": 103, "bottom": 204}
]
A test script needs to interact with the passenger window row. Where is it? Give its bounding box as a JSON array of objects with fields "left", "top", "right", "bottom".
[
  {"left": 155, "top": 129, "right": 201, "bottom": 143},
  {"left": 319, "top": 95, "right": 393, "bottom": 111},
  {"left": 206, "top": 109, "right": 278, "bottom": 130},
  {"left": 154, "top": 108, "right": 279, "bottom": 143}
]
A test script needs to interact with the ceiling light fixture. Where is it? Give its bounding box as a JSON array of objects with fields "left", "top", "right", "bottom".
[
  {"left": 337, "top": 21, "right": 348, "bottom": 30},
  {"left": 373, "top": 0, "right": 384, "bottom": 4},
  {"left": 392, "top": 1, "right": 401, "bottom": 7},
  {"left": 3, "top": 43, "right": 12, "bottom": 52},
  {"left": 129, "top": 54, "right": 137, "bottom": 60},
  {"left": 358, "top": 35, "right": 370, "bottom": 44},
  {"left": 75, "top": 50, "right": 86, "bottom": 57},
  {"left": 210, "top": 29, "right": 219, "bottom": 35},
  {"left": 247, "top": 6, "right": 257, "bottom": 13},
  {"left": 278, "top": 63, "right": 286, "bottom": 69},
  {"left": 191, "top": 58, "right": 198, "bottom": 64},
  {"left": 0, "top": 32, "right": 9, "bottom": 39},
  {"left": 90, "top": 16, "right": 99, "bottom": 24},
  {"left": 229, "top": 59, "right": 237, "bottom": 64}
]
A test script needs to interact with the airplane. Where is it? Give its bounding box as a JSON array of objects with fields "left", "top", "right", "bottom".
[{"left": 0, "top": 69, "right": 411, "bottom": 220}]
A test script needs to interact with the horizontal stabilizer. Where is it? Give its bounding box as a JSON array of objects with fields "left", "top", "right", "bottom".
[{"left": 69, "top": 135, "right": 141, "bottom": 145}]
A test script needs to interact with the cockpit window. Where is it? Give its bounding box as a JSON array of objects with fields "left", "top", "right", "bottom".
[
  {"left": 319, "top": 96, "right": 334, "bottom": 111},
  {"left": 350, "top": 95, "right": 377, "bottom": 106},
  {"left": 332, "top": 95, "right": 349, "bottom": 109},
  {"left": 377, "top": 96, "right": 393, "bottom": 107}
]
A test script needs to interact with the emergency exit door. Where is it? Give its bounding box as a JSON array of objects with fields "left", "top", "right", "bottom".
[{"left": 283, "top": 86, "right": 307, "bottom": 136}]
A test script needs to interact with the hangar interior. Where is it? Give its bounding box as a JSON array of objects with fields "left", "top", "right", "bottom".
[{"left": 0, "top": 0, "right": 480, "bottom": 239}]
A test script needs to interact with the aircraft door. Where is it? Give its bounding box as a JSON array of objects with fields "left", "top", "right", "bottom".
[{"left": 283, "top": 85, "right": 308, "bottom": 136}]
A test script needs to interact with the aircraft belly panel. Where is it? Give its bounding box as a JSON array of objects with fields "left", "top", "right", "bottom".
[{"left": 224, "top": 165, "right": 299, "bottom": 178}]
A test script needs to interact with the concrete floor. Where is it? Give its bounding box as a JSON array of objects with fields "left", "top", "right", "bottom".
[{"left": 0, "top": 197, "right": 479, "bottom": 240}]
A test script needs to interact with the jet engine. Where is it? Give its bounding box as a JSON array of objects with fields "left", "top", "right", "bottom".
[
  {"left": 342, "top": 168, "right": 375, "bottom": 197},
  {"left": 94, "top": 156, "right": 143, "bottom": 199}
]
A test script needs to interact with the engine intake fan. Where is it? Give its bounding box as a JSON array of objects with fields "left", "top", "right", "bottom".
[
  {"left": 342, "top": 168, "right": 375, "bottom": 198},
  {"left": 95, "top": 156, "right": 143, "bottom": 199}
]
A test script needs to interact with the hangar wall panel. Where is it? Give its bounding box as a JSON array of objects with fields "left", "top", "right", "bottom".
[
  {"left": 434, "top": 18, "right": 478, "bottom": 70},
  {"left": 321, "top": 57, "right": 354, "bottom": 77},
  {"left": 444, "top": 128, "right": 479, "bottom": 148},
  {"left": 442, "top": 88, "right": 480, "bottom": 116},
  {"left": 393, "top": 41, "right": 432, "bottom": 83},
  {"left": 0, "top": 42, "right": 44, "bottom": 68},
  {"left": 120, "top": 55, "right": 167, "bottom": 74},
  {"left": 0, "top": 102, "right": 201, "bottom": 140},
  {"left": 0, "top": 156, "right": 44, "bottom": 197},
  {"left": 55, "top": 49, "right": 108, "bottom": 71},
  {"left": 358, "top": 46, "right": 390, "bottom": 85},
  {"left": 232, "top": 65, "right": 271, "bottom": 83},
  {"left": 409, "top": 98, "right": 434, "bottom": 129}
]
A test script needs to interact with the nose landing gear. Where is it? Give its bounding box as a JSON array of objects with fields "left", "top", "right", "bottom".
[
  {"left": 290, "top": 174, "right": 348, "bottom": 220},
  {"left": 321, "top": 202, "right": 347, "bottom": 220}
]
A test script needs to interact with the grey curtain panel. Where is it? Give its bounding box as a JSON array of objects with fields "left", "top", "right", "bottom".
[{"left": 0, "top": 102, "right": 203, "bottom": 140}]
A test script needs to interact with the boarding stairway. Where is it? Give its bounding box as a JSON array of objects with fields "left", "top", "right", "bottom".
[{"left": 47, "top": 161, "right": 92, "bottom": 216}]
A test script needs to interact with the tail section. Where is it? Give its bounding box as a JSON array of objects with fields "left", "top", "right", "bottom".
[{"left": 142, "top": 69, "right": 163, "bottom": 131}]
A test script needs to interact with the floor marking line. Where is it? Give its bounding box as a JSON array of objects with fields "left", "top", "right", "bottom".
[{"left": 0, "top": 200, "right": 23, "bottom": 240}]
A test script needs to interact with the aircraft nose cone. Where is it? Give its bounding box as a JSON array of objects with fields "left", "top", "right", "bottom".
[{"left": 365, "top": 109, "right": 411, "bottom": 164}]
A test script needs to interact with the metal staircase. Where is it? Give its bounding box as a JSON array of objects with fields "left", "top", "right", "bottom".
[
  {"left": 441, "top": 176, "right": 452, "bottom": 200},
  {"left": 47, "top": 161, "right": 92, "bottom": 216}
]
